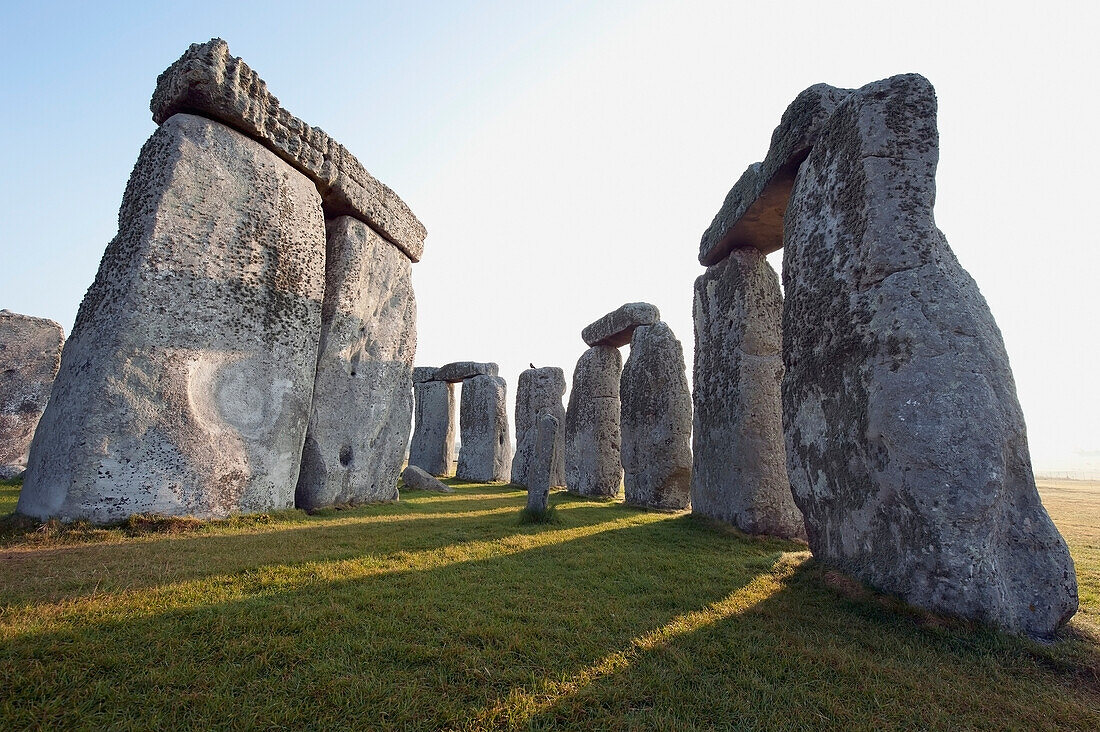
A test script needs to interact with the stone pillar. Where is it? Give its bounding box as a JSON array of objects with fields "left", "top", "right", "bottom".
[
  {"left": 526, "top": 413, "right": 560, "bottom": 513},
  {"left": 0, "top": 311, "right": 64, "bottom": 479},
  {"left": 620, "top": 322, "right": 692, "bottom": 510},
  {"left": 511, "top": 366, "right": 566, "bottom": 488},
  {"left": 17, "top": 114, "right": 326, "bottom": 522},
  {"left": 294, "top": 216, "right": 416, "bottom": 510},
  {"left": 691, "top": 248, "right": 804, "bottom": 539},
  {"left": 409, "top": 368, "right": 456, "bottom": 477},
  {"left": 564, "top": 346, "right": 622, "bottom": 497},
  {"left": 456, "top": 374, "right": 511, "bottom": 482}
]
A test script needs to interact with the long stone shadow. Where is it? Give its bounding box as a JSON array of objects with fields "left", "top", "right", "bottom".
[{"left": 0, "top": 515, "right": 793, "bottom": 729}]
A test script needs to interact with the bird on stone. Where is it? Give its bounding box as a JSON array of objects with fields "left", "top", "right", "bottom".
[{"left": 529, "top": 362, "right": 536, "bottom": 369}]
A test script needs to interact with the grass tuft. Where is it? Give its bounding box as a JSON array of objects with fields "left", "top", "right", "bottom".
[{"left": 518, "top": 504, "right": 560, "bottom": 525}]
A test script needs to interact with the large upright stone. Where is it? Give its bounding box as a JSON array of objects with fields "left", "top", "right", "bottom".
[
  {"left": 620, "top": 322, "right": 692, "bottom": 510},
  {"left": 151, "top": 39, "right": 426, "bottom": 261},
  {"left": 565, "top": 346, "right": 623, "bottom": 498},
  {"left": 456, "top": 374, "right": 511, "bottom": 482},
  {"left": 511, "top": 367, "right": 566, "bottom": 488},
  {"left": 525, "top": 413, "right": 560, "bottom": 513},
  {"left": 295, "top": 216, "right": 416, "bottom": 510},
  {"left": 409, "top": 375, "right": 456, "bottom": 477},
  {"left": 0, "top": 312, "right": 64, "bottom": 479},
  {"left": 17, "top": 113, "right": 326, "bottom": 523},
  {"left": 782, "top": 74, "right": 1076, "bottom": 636},
  {"left": 582, "top": 302, "right": 661, "bottom": 347},
  {"left": 434, "top": 361, "right": 498, "bottom": 383},
  {"left": 691, "top": 249, "right": 804, "bottom": 539}
]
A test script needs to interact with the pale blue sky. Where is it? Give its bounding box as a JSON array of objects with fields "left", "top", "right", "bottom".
[{"left": 2, "top": 1, "right": 1098, "bottom": 476}]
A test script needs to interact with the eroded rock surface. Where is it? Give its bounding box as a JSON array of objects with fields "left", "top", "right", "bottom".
[
  {"left": 525, "top": 413, "right": 560, "bottom": 513},
  {"left": 782, "top": 74, "right": 1076, "bottom": 636},
  {"left": 409, "top": 377, "right": 456, "bottom": 476},
  {"left": 620, "top": 322, "right": 692, "bottom": 510},
  {"left": 565, "top": 346, "right": 622, "bottom": 497},
  {"left": 511, "top": 366, "right": 566, "bottom": 488},
  {"left": 434, "top": 361, "right": 499, "bottom": 383},
  {"left": 456, "top": 374, "right": 511, "bottom": 482},
  {"left": 401, "top": 465, "right": 453, "bottom": 493},
  {"left": 0, "top": 311, "right": 64, "bottom": 479},
  {"left": 582, "top": 302, "right": 660, "bottom": 348}
]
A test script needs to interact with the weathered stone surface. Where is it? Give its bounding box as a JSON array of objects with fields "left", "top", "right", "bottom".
[
  {"left": 434, "top": 361, "right": 498, "bottom": 383},
  {"left": 151, "top": 39, "right": 426, "bottom": 262},
  {"left": 413, "top": 366, "right": 438, "bottom": 383},
  {"left": 691, "top": 249, "right": 804, "bottom": 539},
  {"left": 620, "top": 322, "right": 692, "bottom": 510},
  {"left": 582, "top": 302, "right": 660, "bottom": 348},
  {"left": 401, "top": 465, "right": 454, "bottom": 493},
  {"left": 409, "top": 379, "right": 456, "bottom": 477},
  {"left": 511, "top": 367, "right": 566, "bottom": 488},
  {"left": 782, "top": 74, "right": 1076, "bottom": 636},
  {"left": 0, "top": 311, "right": 64, "bottom": 479},
  {"left": 456, "top": 374, "right": 511, "bottom": 482},
  {"left": 525, "top": 413, "right": 560, "bottom": 513},
  {"left": 565, "top": 346, "right": 622, "bottom": 497},
  {"left": 17, "top": 113, "right": 326, "bottom": 523},
  {"left": 699, "top": 84, "right": 852, "bottom": 265},
  {"left": 295, "top": 216, "right": 415, "bottom": 510}
]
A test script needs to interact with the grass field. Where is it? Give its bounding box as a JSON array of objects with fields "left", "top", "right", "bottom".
[{"left": 1, "top": 477, "right": 1098, "bottom": 730}]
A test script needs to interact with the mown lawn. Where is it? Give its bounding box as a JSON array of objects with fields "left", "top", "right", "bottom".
[{"left": 1, "top": 476, "right": 1098, "bottom": 730}]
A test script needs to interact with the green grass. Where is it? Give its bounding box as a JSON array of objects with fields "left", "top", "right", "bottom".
[{"left": 1, "top": 476, "right": 1098, "bottom": 730}]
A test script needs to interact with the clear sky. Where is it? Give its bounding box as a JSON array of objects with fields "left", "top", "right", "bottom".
[{"left": 2, "top": 1, "right": 1097, "bottom": 477}]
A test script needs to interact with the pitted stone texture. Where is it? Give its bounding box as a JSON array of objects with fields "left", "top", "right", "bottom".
[
  {"left": 526, "top": 413, "right": 560, "bottom": 513},
  {"left": 782, "top": 74, "right": 1076, "bottom": 637},
  {"left": 565, "top": 346, "right": 623, "bottom": 498},
  {"left": 0, "top": 312, "right": 64, "bottom": 479},
  {"left": 700, "top": 84, "right": 852, "bottom": 265},
  {"left": 401, "top": 465, "right": 454, "bottom": 493},
  {"left": 434, "top": 361, "right": 498, "bottom": 383},
  {"left": 151, "top": 39, "right": 426, "bottom": 261},
  {"left": 413, "top": 367, "right": 438, "bottom": 383},
  {"left": 511, "top": 367, "right": 566, "bottom": 488},
  {"left": 582, "top": 302, "right": 661, "bottom": 348},
  {"left": 620, "top": 322, "right": 693, "bottom": 510},
  {"left": 17, "top": 114, "right": 325, "bottom": 523},
  {"left": 692, "top": 250, "right": 804, "bottom": 539},
  {"left": 409, "top": 379, "right": 456, "bottom": 477},
  {"left": 295, "top": 216, "right": 415, "bottom": 511},
  {"left": 456, "top": 374, "right": 511, "bottom": 482}
]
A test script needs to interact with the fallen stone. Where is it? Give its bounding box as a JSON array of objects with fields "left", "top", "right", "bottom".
[
  {"left": 511, "top": 366, "right": 566, "bottom": 488},
  {"left": 456, "top": 374, "right": 511, "bottom": 482},
  {"left": 565, "top": 346, "right": 622, "bottom": 498},
  {"left": 151, "top": 38, "right": 426, "bottom": 262},
  {"left": 620, "top": 322, "right": 692, "bottom": 510},
  {"left": 581, "top": 302, "right": 661, "bottom": 348},
  {"left": 295, "top": 216, "right": 415, "bottom": 510},
  {"left": 401, "top": 464, "right": 454, "bottom": 493},
  {"left": 17, "top": 113, "right": 326, "bottom": 523},
  {"left": 409, "top": 378, "right": 456, "bottom": 477},
  {"left": 691, "top": 249, "right": 804, "bottom": 539},
  {"left": 699, "top": 84, "right": 852, "bottom": 265},
  {"left": 433, "top": 361, "right": 499, "bottom": 383},
  {"left": 525, "top": 413, "right": 560, "bottom": 513},
  {"left": 782, "top": 73, "right": 1076, "bottom": 636},
  {"left": 0, "top": 311, "right": 64, "bottom": 479}
]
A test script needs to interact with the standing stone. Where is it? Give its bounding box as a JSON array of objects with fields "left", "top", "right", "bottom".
[
  {"left": 456, "top": 374, "right": 511, "bottom": 482},
  {"left": 782, "top": 74, "right": 1076, "bottom": 636},
  {"left": 295, "top": 216, "right": 416, "bottom": 510},
  {"left": 565, "top": 346, "right": 623, "bottom": 498},
  {"left": 525, "top": 413, "right": 560, "bottom": 513},
  {"left": 620, "top": 322, "right": 692, "bottom": 510},
  {"left": 511, "top": 366, "right": 566, "bottom": 488},
  {"left": 409, "top": 369, "right": 456, "bottom": 477},
  {"left": 691, "top": 249, "right": 805, "bottom": 539},
  {"left": 17, "top": 113, "right": 326, "bottom": 522},
  {"left": 0, "top": 312, "right": 64, "bottom": 479}
]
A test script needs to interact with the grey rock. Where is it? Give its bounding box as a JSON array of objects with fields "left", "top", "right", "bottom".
[
  {"left": 401, "top": 464, "right": 454, "bottom": 493},
  {"left": 565, "top": 346, "right": 623, "bottom": 497},
  {"left": 409, "top": 379, "right": 456, "bottom": 477},
  {"left": 434, "top": 361, "right": 499, "bottom": 383},
  {"left": 782, "top": 74, "right": 1076, "bottom": 636},
  {"left": 413, "top": 366, "right": 438, "bottom": 383},
  {"left": 511, "top": 367, "right": 566, "bottom": 488},
  {"left": 525, "top": 413, "right": 560, "bottom": 513},
  {"left": 151, "top": 39, "right": 426, "bottom": 262},
  {"left": 456, "top": 374, "right": 511, "bottom": 482},
  {"left": 620, "top": 322, "right": 693, "bottom": 510},
  {"left": 699, "top": 84, "right": 852, "bottom": 265},
  {"left": 0, "top": 311, "right": 64, "bottom": 479},
  {"left": 691, "top": 249, "right": 805, "bottom": 539},
  {"left": 581, "top": 302, "right": 661, "bottom": 348},
  {"left": 295, "top": 216, "right": 415, "bottom": 510},
  {"left": 17, "top": 114, "right": 326, "bottom": 523}
]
